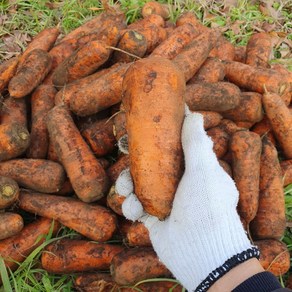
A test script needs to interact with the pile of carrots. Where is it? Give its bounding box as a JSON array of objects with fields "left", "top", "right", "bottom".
[{"left": 0, "top": 1, "right": 292, "bottom": 290}]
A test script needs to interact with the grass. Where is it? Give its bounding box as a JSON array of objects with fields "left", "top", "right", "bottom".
[{"left": 0, "top": 0, "right": 292, "bottom": 290}]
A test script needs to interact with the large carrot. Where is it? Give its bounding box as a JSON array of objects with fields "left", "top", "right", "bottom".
[
  {"left": 0, "top": 159, "right": 65, "bottom": 193},
  {"left": 0, "top": 176, "right": 19, "bottom": 209},
  {"left": 111, "top": 248, "right": 170, "bottom": 285},
  {"left": 0, "top": 124, "right": 30, "bottom": 161},
  {"left": 9, "top": 49, "right": 52, "bottom": 98},
  {"left": 250, "top": 137, "right": 286, "bottom": 239},
  {"left": 19, "top": 190, "right": 117, "bottom": 242},
  {"left": 52, "top": 41, "right": 111, "bottom": 87},
  {"left": 107, "top": 155, "right": 130, "bottom": 183},
  {"left": 126, "top": 222, "right": 151, "bottom": 247},
  {"left": 280, "top": 160, "right": 292, "bottom": 186},
  {"left": 185, "top": 82, "right": 241, "bottom": 112},
  {"left": 81, "top": 118, "right": 116, "bottom": 157},
  {"left": 246, "top": 32, "right": 272, "bottom": 68},
  {"left": 262, "top": 91, "right": 292, "bottom": 159},
  {"left": 255, "top": 239, "right": 290, "bottom": 276},
  {"left": 230, "top": 131, "right": 262, "bottom": 226},
  {"left": 172, "top": 29, "right": 220, "bottom": 81},
  {"left": 207, "top": 127, "right": 229, "bottom": 159},
  {"left": 123, "top": 57, "right": 185, "bottom": 219},
  {"left": 141, "top": 1, "right": 170, "bottom": 19},
  {"left": 18, "top": 27, "right": 59, "bottom": 68},
  {"left": 0, "top": 212, "right": 23, "bottom": 240},
  {"left": 176, "top": 12, "right": 208, "bottom": 34},
  {"left": 46, "top": 106, "right": 109, "bottom": 202},
  {"left": 0, "top": 218, "right": 60, "bottom": 271},
  {"left": 41, "top": 239, "right": 124, "bottom": 273},
  {"left": 69, "top": 63, "right": 131, "bottom": 116},
  {"left": 26, "top": 85, "right": 56, "bottom": 159},
  {"left": 0, "top": 57, "right": 19, "bottom": 93},
  {"left": 150, "top": 23, "right": 199, "bottom": 59},
  {"left": 209, "top": 36, "right": 235, "bottom": 61},
  {"left": 224, "top": 60, "right": 290, "bottom": 94}
]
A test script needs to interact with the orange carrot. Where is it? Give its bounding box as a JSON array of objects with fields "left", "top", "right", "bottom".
[
  {"left": 218, "top": 119, "right": 244, "bottom": 135},
  {"left": 209, "top": 36, "right": 235, "bottom": 61},
  {"left": 52, "top": 41, "right": 110, "bottom": 87},
  {"left": 142, "top": 1, "right": 170, "bottom": 19},
  {"left": 188, "top": 57, "right": 225, "bottom": 84},
  {"left": 0, "top": 124, "right": 30, "bottom": 161},
  {"left": 246, "top": 32, "right": 272, "bottom": 68},
  {"left": 0, "top": 176, "right": 19, "bottom": 209},
  {"left": 107, "top": 185, "right": 125, "bottom": 216},
  {"left": 123, "top": 57, "right": 185, "bottom": 219},
  {"left": 81, "top": 118, "right": 116, "bottom": 157},
  {"left": 107, "top": 155, "right": 130, "bottom": 183},
  {"left": 19, "top": 190, "right": 117, "bottom": 241},
  {"left": 207, "top": 127, "right": 229, "bottom": 159},
  {"left": 235, "top": 121, "right": 254, "bottom": 129},
  {"left": 251, "top": 116, "right": 276, "bottom": 145},
  {"left": 250, "top": 137, "right": 286, "bottom": 239},
  {"left": 69, "top": 63, "right": 131, "bottom": 116},
  {"left": 41, "top": 239, "right": 124, "bottom": 273},
  {"left": 9, "top": 49, "right": 52, "bottom": 98},
  {"left": 0, "top": 57, "right": 19, "bottom": 93},
  {"left": 194, "top": 111, "right": 222, "bottom": 130},
  {"left": 127, "top": 14, "right": 164, "bottom": 30},
  {"left": 280, "top": 160, "right": 292, "bottom": 186},
  {"left": 0, "top": 212, "right": 23, "bottom": 240},
  {"left": 26, "top": 85, "right": 56, "bottom": 158},
  {"left": 0, "top": 159, "right": 65, "bottom": 193},
  {"left": 46, "top": 106, "right": 109, "bottom": 202},
  {"left": 262, "top": 91, "right": 292, "bottom": 159},
  {"left": 0, "top": 218, "right": 60, "bottom": 270},
  {"left": 113, "top": 109, "right": 127, "bottom": 141},
  {"left": 176, "top": 12, "right": 208, "bottom": 34},
  {"left": 111, "top": 248, "right": 170, "bottom": 285},
  {"left": 126, "top": 222, "right": 151, "bottom": 247},
  {"left": 186, "top": 82, "right": 241, "bottom": 112},
  {"left": 234, "top": 46, "right": 246, "bottom": 63},
  {"left": 230, "top": 131, "right": 262, "bottom": 226}
]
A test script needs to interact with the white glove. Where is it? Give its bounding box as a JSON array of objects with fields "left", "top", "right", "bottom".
[{"left": 116, "top": 107, "right": 259, "bottom": 292}]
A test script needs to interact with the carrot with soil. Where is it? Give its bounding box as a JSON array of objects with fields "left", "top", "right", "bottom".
[
  {"left": 0, "top": 176, "right": 19, "bottom": 209},
  {"left": 107, "top": 185, "right": 126, "bottom": 215},
  {"left": 107, "top": 155, "right": 130, "bottom": 183},
  {"left": 280, "top": 160, "right": 292, "bottom": 186},
  {"left": 126, "top": 222, "right": 151, "bottom": 247},
  {"left": 0, "top": 57, "right": 19, "bottom": 93},
  {"left": 207, "top": 127, "right": 229, "bottom": 159},
  {"left": 0, "top": 213, "right": 23, "bottom": 240},
  {"left": 141, "top": 1, "right": 170, "bottom": 19}
]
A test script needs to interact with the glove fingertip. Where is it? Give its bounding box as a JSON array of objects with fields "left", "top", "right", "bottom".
[
  {"left": 122, "top": 194, "right": 145, "bottom": 221},
  {"left": 115, "top": 168, "right": 134, "bottom": 197}
]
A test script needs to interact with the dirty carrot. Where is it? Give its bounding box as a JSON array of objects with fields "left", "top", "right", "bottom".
[
  {"left": 141, "top": 1, "right": 170, "bottom": 19},
  {"left": 107, "top": 155, "right": 130, "bottom": 183},
  {"left": 0, "top": 57, "right": 19, "bottom": 93},
  {"left": 280, "top": 160, "right": 292, "bottom": 186},
  {"left": 194, "top": 111, "right": 222, "bottom": 130},
  {"left": 209, "top": 36, "right": 235, "bottom": 61},
  {"left": 107, "top": 185, "right": 126, "bottom": 216},
  {"left": 207, "top": 127, "right": 229, "bottom": 159},
  {"left": 0, "top": 212, "right": 23, "bottom": 241},
  {"left": 0, "top": 176, "right": 19, "bottom": 209},
  {"left": 126, "top": 222, "right": 151, "bottom": 247}
]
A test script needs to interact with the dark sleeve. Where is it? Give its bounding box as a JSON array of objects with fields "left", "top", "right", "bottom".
[{"left": 232, "top": 271, "right": 291, "bottom": 292}]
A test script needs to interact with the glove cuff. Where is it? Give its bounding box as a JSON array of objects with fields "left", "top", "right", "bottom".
[{"left": 195, "top": 246, "right": 260, "bottom": 292}]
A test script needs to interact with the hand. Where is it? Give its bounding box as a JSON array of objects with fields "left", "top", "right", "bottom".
[{"left": 116, "top": 107, "right": 258, "bottom": 291}]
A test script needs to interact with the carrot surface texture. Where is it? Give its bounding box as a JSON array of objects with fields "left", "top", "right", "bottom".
[{"left": 122, "top": 57, "right": 185, "bottom": 219}]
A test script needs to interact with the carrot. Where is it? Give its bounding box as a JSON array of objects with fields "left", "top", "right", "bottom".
[
  {"left": 26, "top": 85, "right": 56, "bottom": 159},
  {"left": 18, "top": 27, "right": 59, "bottom": 68},
  {"left": 0, "top": 218, "right": 60, "bottom": 271},
  {"left": 224, "top": 60, "right": 290, "bottom": 94},
  {"left": 9, "top": 49, "right": 52, "bottom": 98},
  {"left": 235, "top": 121, "right": 254, "bottom": 129},
  {"left": 188, "top": 57, "right": 225, "bottom": 84},
  {"left": 111, "top": 248, "right": 170, "bottom": 285},
  {"left": 54, "top": 63, "right": 122, "bottom": 106},
  {"left": 113, "top": 110, "right": 127, "bottom": 141},
  {"left": 271, "top": 64, "right": 292, "bottom": 83},
  {"left": 46, "top": 106, "right": 109, "bottom": 202},
  {"left": 218, "top": 119, "right": 245, "bottom": 135},
  {"left": 194, "top": 111, "right": 222, "bottom": 130},
  {"left": 207, "top": 127, "right": 229, "bottom": 159},
  {"left": 280, "top": 160, "right": 292, "bottom": 186},
  {"left": 186, "top": 82, "right": 241, "bottom": 112},
  {"left": 0, "top": 159, "right": 65, "bottom": 193},
  {"left": 107, "top": 155, "right": 130, "bottom": 183},
  {"left": 0, "top": 96, "right": 27, "bottom": 127},
  {"left": 255, "top": 239, "right": 290, "bottom": 276},
  {"left": 126, "top": 222, "right": 151, "bottom": 247},
  {"left": 251, "top": 116, "right": 276, "bottom": 145},
  {"left": 218, "top": 160, "right": 233, "bottom": 177},
  {"left": 222, "top": 92, "right": 263, "bottom": 123},
  {"left": 41, "top": 239, "right": 124, "bottom": 273},
  {"left": 0, "top": 124, "right": 30, "bottom": 161},
  {"left": 173, "top": 29, "right": 220, "bottom": 81},
  {"left": 52, "top": 41, "right": 111, "bottom": 87},
  {"left": 107, "top": 185, "right": 126, "bottom": 216},
  {"left": 0, "top": 212, "right": 23, "bottom": 240},
  {"left": 0, "top": 176, "right": 19, "bottom": 209},
  {"left": 112, "top": 30, "right": 147, "bottom": 63},
  {"left": 19, "top": 190, "right": 117, "bottom": 241},
  {"left": 123, "top": 57, "right": 185, "bottom": 219},
  {"left": 209, "top": 36, "right": 235, "bottom": 61},
  {"left": 142, "top": 1, "right": 170, "bottom": 19},
  {"left": 69, "top": 63, "right": 131, "bottom": 116},
  {"left": 0, "top": 57, "right": 19, "bottom": 93},
  {"left": 230, "top": 131, "right": 262, "bottom": 226},
  {"left": 246, "top": 32, "right": 272, "bottom": 68},
  {"left": 47, "top": 141, "right": 59, "bottom": 162},
  {"left": 262, "top": 91, "right": 292, "bottom": 159},
  {"left": 176, "top": 12, "right": 208, "bottom": 34},
  {"left": 234, "top": 46, "right": 246, "bottom": 63},
  {"left": 127, "top": 14, "right": 164, "bottom": 30},
  {"left": 250, "top": 137, "right": 286, "bottom": 239},
  {"left": 150, "top": 23, "right": 199, "bottom": 59},
  {"left": 81, "top": 118, "right": 116, "bottom": 157}
]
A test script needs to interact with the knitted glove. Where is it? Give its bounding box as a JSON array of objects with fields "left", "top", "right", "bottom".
[{"left": 116, "top": 107, "right": 259, "bottom": 291}]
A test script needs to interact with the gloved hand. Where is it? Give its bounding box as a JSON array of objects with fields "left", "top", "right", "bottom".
[{"left": 116, "top": 107, "right": 259, "bottom": 292}]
